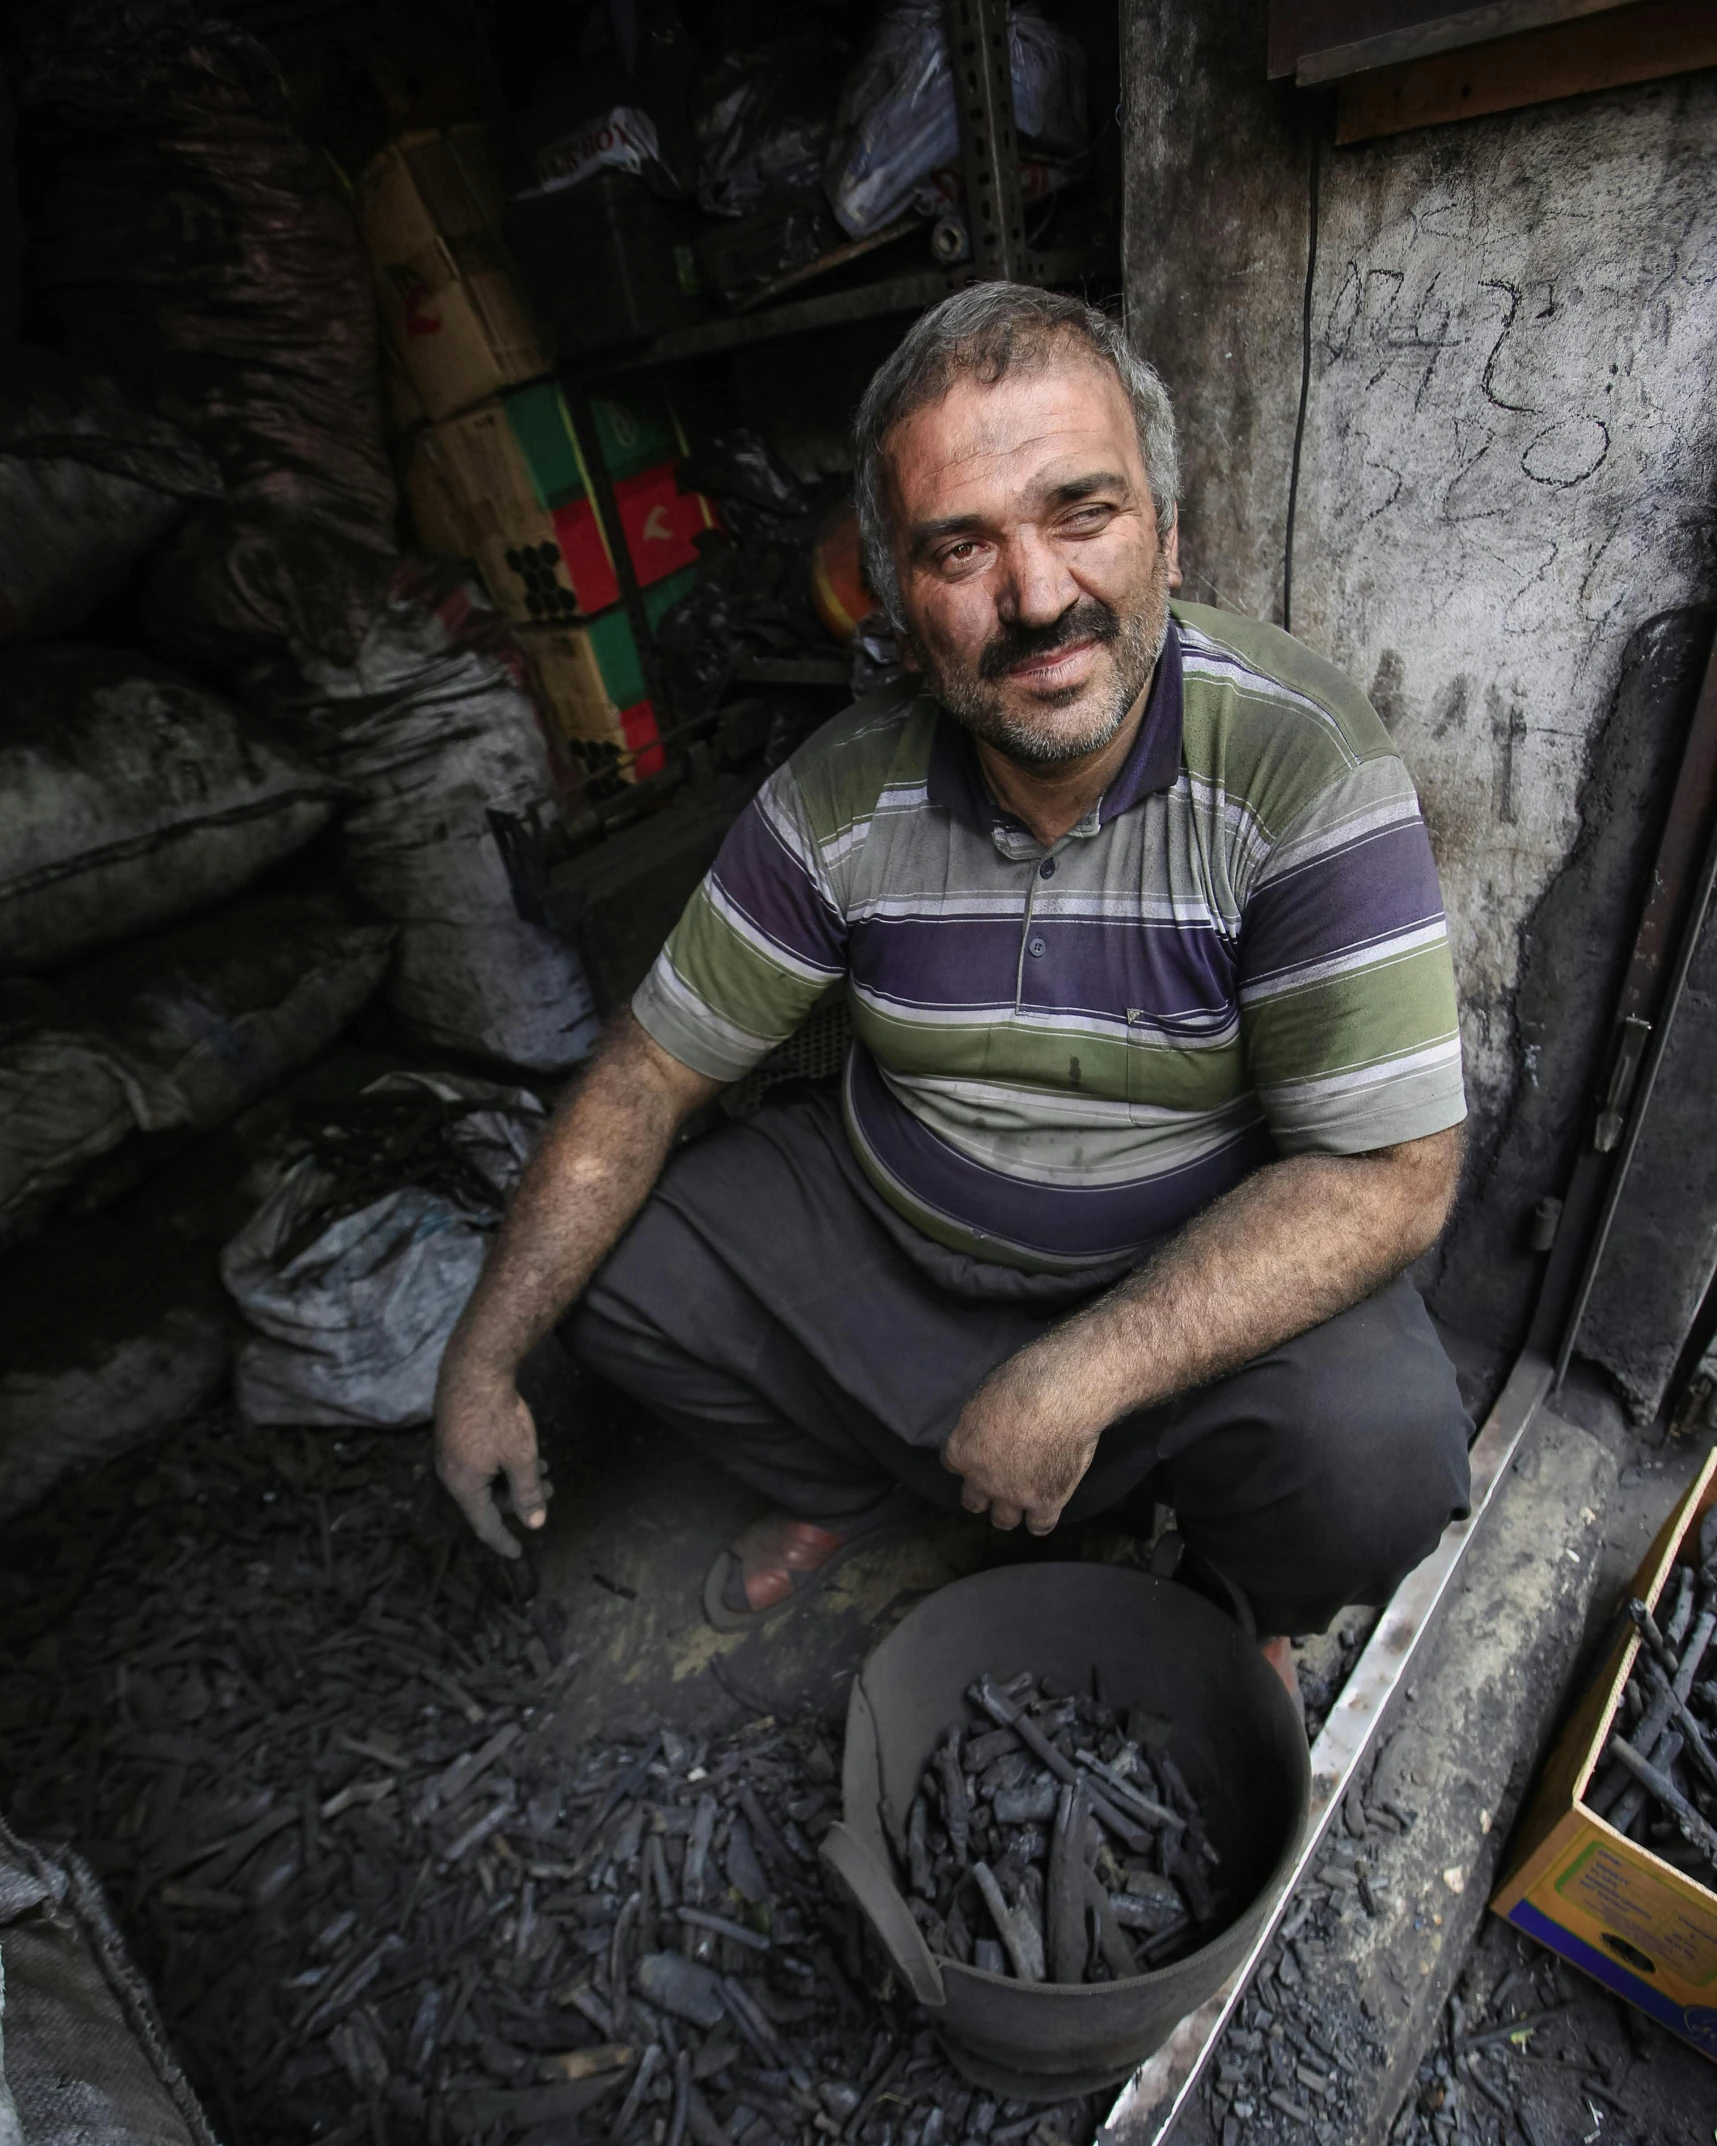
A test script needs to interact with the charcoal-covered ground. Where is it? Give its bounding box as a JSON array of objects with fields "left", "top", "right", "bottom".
[
  {"left": 1395, "top": 1913, "right": 1717, "bottom": 2146},
  {"left": 0, "top": 1408, "right": 1112, "bottom": 2146}
]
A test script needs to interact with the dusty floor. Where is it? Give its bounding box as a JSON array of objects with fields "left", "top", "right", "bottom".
[{"left": 3, "top": 1348, "right": 1716, "bottom": 2144}]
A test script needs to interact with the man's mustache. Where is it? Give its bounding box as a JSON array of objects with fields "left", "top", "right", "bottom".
[{"left": 978, "top": 598, "right": 1121, "bottom": 681}]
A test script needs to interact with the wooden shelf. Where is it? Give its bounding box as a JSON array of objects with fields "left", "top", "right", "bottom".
[{"left": 578, "top": 245, "right": 1121, "bottom": 375}]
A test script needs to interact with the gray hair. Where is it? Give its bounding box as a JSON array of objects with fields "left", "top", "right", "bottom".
[{"left": 852, "top": 283, "right": 1180, "bottom": 631}]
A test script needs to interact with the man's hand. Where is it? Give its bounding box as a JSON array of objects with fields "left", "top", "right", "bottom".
[
  {"left": 435, "top": 1367, "right": 551, "bottom": 1560},
  {"left": 942, "top": 1346, "right": 1102, "bottom": 1534},
  {"left": 430, "top": 1013, "right": 722, "bottom": 1555},
  {"left": 941, "top": 1125, "right": 1466, "bottom": 1536}
]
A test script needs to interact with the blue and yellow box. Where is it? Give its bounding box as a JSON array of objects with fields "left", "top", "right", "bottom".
[{"left": 1493, "top": 1446, "right": 1717, "bottom": 2061}]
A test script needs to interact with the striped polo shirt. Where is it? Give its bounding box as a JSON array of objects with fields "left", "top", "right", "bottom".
[{"left": 634, "top": 602, "right": 1465, "bottom": 1273}]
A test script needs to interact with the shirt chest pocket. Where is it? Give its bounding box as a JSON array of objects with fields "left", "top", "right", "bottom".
[{"left": 1122, "top": 1000, "right": 1244, "bottom": 1123}]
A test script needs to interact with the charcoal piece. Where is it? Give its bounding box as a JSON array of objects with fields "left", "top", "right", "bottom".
[
  {"left": 405, "top": 1982, "right": 443, "bottom": 2072},
  {"left": 1073, "top": 1748, "right": 1181, "bottom": 1830},
  {"left": 1111, "top": 1871, "right": 1185, "bottom": 1933},
  {"left": 992, "top": 1782, "right": 1058, "bottom": 1827},
  {"left": 678, "top": 1906, "right": 769, "bottom": 1952},
  {"left": 723, "top": 1818, "right": 769, "bottom": 1905},
  {"left": 907, "top": 1794, "right": 933, "bottom": 1897},
  {"left": 968, "top": 1677, "right": 1151, "bottom": 1854},
  {"left": 1082, "top": 1868, "right": 1138, "bottom": 1980},
  {"left": 735, "top": 1783, "right": 792, "bottom": 1871},
  {"left": 933, "top": 1735, "right": 970, "bottom": 1860},
  {"left": 719, "top": 1975, "right": 784, "bottom": 2058},
  {"left": 944, "top": 1901, "right": 973, "bottom": 1964},
  {"left": 964, "top": 1728, "right": 1022, "bottom": 1770},
  {"left": 683, "top": 1793, "right": 718, "bottom": 1905},
  {"left": 1641, "top": 1656, "right": 1717, "bottom": 1790},
  {"left": 971, "top": 1860, "right": 1044, "bottom": 1982},
  {"left": 973, "top": 1937, "right": 1006, "bottom": 1975},
  {"left": 1164, "top": 1837, "right": 1216, "bottom": 1923},
  {"left": 1606, "top": 1733, "right": 1717, "bottom": 1860},
  {"left": 686, "top": 2080, "right": 730, "bottom": 2146},
  {"left": 635, "top": 1952, "right": 726, "bottom": 2030},
  {"left": 1026, "top": 1697, "right": 1080, "bottom": 1736},
  {"left": 1046, "top": 1784, "right": 1087, "bottom": 1984},
  {"left": 977, "top": 1751, "right": 1032, "bottom": 1801},
  {"left": 1665, "top": 1565, "right": 1698, "bottom": 1652},
  {"left": 666, "top": 2048, "right": 692, "bottom": 2146}
]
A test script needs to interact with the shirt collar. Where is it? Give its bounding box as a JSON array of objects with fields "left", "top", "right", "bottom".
[{"left": 925, "top": 617, "right": 1185, "bottom": 837}]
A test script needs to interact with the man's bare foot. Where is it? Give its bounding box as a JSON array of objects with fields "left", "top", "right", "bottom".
[{"left": 1260, "top": 1635, "right": 1305, "bottom": 1727}]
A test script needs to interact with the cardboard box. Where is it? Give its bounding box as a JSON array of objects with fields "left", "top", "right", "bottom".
[
  {"left": 1492, "top": 1447, "right": 1717, "bottom": 2060},
  {"left": 521, "top": 569, "right": 698, "bottom": 785},
  {"left": 358, "top": 126, "right": 548, "bottom": 422},
  {"left": 404, "top": 381, "right": 716, "bottom": 622}
]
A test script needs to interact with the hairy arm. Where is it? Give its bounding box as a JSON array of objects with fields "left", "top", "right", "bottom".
[
  {"left": 942, "top": 1123, "right": 1465, "bottom": 1537},
  {"left": 435, "top": 1012, "right": 722, "bottom": 1554}
]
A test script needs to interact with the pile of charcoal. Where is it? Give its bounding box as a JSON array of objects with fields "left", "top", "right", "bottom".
[
  {"left": 1586, "top": 1508, "right": 1717, "bottom": 1883},
  {"left": 901, "top": 1672, "right": 1222, "bottom": 1986},
  {"left": 0, "top": 1410, "right": 1108, "bottom": 2146}
]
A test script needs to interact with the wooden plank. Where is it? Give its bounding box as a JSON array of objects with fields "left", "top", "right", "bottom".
[
  {"left": 1336, "top": 0, "right": 1717, "bottom": 139},
  {"left": 1270, "top": 0, "right": 1626, "bottom": 81}
]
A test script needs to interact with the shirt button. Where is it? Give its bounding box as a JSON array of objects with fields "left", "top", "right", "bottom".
[
  {"left": 1028, "top": 936, "right": 1047, "bottom": 958},
  {"left": 1038, "top": 857, "right": 1056, "bottom": 878}
]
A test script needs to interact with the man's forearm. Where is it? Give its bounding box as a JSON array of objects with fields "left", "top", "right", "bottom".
[
  {"left": 441, "top": 1015, "right": 720, "bottom": 1388},
  {"left": 1020, "top": 1126, "right": 1464, "bottom": 1435}
]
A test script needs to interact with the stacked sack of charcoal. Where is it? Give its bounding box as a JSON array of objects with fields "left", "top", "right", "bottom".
[{"left": 0, "top": 0, "right": 597, "bottom": 1518}]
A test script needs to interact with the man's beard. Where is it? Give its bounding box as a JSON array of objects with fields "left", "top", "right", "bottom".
[{"left": 919, "top": 552, "right": 1172, "bottom": 769}]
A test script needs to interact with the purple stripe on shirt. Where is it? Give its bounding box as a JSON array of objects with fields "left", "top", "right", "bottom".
[
  {"left": 850, "top": 912, "right": 1238, "bottom": 1027},
  {"left": 708, "top": 797, "right": 847, "bottom": 972},
  {"left": 845, "top": 1043, "right": 1273, "bottom": 1260},
  {"left": 1240, "top": 818, "right": 1444, "bottom": 988}
]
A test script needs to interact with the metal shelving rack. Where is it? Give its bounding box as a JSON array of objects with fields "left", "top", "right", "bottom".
[{"left": 556, "top": 0, "right": 1119, "bottom": 826}]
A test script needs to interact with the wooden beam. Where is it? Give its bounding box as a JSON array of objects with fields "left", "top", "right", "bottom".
[
  {"left": 1335, "top": 0, "right": 1717, "bottom": 139},
  {"left": 1269, "top": 0, "right": 1631, "bottom": 83}
]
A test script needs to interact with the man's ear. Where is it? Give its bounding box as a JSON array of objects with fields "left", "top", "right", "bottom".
[{"left": 1163, "top": 508, "right": 1183, "bottom": 594}]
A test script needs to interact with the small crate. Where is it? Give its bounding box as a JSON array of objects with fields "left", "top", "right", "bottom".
[
  {"left": 358, "top": 127, "right": 547, "bottom": 423},
  {"left": 402, "top": 382, "right": 716, "bottom": 624},
  {"left": 1492, "top": 1446, "right": 1717, "bottom": 2061}
]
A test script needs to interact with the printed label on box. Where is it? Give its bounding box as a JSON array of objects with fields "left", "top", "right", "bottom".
[
  {"left": 551, "top": 499, "right": 619, "bottom": 613},
  {"left": 1553, "top": 1840, "right": 1717, "bottom": 1985},
  {"left": 613, "top": 464, "right": 712, "bottom": 587}
]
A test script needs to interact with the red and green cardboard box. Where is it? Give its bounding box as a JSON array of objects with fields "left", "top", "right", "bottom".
[
  {"left": 1492, "top": 1445, "right": 1717, "bottom": 2061},
  {"left": 404, "top": 379, "right": 717, "bottom": 624},
  {"left": 521, "top": 568, "right": 697, "bottom": 785}
]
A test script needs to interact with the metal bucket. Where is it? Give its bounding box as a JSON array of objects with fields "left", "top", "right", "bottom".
[{"left": 821, "top": 1563, "right": 1309, "bottom": 2099}]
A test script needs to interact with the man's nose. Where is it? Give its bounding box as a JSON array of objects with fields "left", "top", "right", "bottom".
[{"left": 997, "top": 527, "right": 1078, "bottom": 627}]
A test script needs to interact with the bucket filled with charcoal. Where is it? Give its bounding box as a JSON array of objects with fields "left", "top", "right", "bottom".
[{"left": 821, "top": 1563, "right": 1308, "bottom": 2097}]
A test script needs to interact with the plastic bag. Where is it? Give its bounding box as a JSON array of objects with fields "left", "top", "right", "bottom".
[
  {"left": 221, "top": 1071, "right": 543, "bottom": 1427},
  {"left": 677, "top": 428, "right": 810, "bottom": 545},
  {"left": 267, "top": 567, "right": 600, "bottom": 1072},
  {"left": 142, "top": 502, "right": 398, "bottom": 673},
  {"left": 0, "top": 1812, "right": 221, "bottom": 2141},
  {"left": 693, "top": 38, "right": 842, "bottom": 219},
  {"left": 61, "top": 898, "right": 395, "bottom": 1213},
  {"left": 824, "top": 1, "right": 1088, "bottom": 238},
  {"left": 16, "top": 20, "right": 395, "bottom": 547},
  {"left": 0, "top": 346, "right": 220, "bottom": 644},
  {"left": 0, "top": 984, "right": 188, "bottom": 1254},
  {"left": 524, "top": 105, "right": 671, "bottom": 196},
  {"left": 0, "top": 1222, "right": 230, "bottom": 1526},
  {"left": 16, "top": 19, "right": 397, "bottom": 663},
  {"left": 0, "top": 904, "right": 391, "bottom": 1251},
  {"left": 0, "top": 646, "right": 339, "bottom": 975}
]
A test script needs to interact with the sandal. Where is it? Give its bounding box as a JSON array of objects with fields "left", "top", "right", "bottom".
[{"left": 702, "top": 1506, "right": 909, "bottom": 1634}]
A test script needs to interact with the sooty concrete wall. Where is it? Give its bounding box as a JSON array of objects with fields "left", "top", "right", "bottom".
[{"left": 1124, "top": 12, "right": 1717, "bottom": 1352}]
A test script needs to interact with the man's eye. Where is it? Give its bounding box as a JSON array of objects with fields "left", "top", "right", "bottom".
[
  {"left": 1065, "top": 505, "right": 1113, "bottom": 531},
  {"left": 942, "top": 542, "right": 980, "bottom": 565}
]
